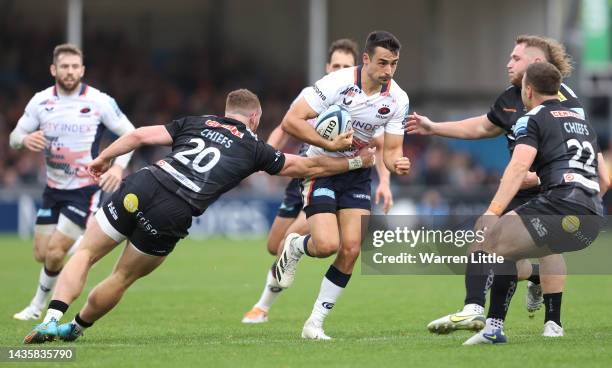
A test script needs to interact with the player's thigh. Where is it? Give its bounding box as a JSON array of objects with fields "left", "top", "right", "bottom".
[
  {"left": 80, "top": 212, "right": 126, "bottom": 263},
  {"left": 267, "top": 216, "right": 295, "bottom": 254},
  {"left": 484, "top": 211, "right": 552, "bottom": 260},
  {"left": 112, "top": 242, "right": 166, "bottom": 286},
  {"left": 308, "top": 212, "right": 341, "bottom": 252}
]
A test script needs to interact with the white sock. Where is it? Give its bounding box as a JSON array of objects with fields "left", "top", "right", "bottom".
[
  {"left": 485, "top": 318, "right": 504, "bottom": 333},
  {"left": 254, "top": 269, "right": 284, "bottom": 312},
  {"left": 43, "top": 308, "right": 64, "bottom": 323},
  {"left": 309, "top": 276, "right": 345, "bottom": 327},
  {"left": 66, "top": 236, "right": 83, "bottom": 257},
  {"left": 30, "top": 267, "right": 59, "bottom": 311},
  {"left": 463, "top": 303, "right": 485, "bottom": 315},
  {"left": 72, "top": 318, "right": 87, "bottom": 332},
  {"left": 291, "top": 234, "right": 310, "bottom": 259}
]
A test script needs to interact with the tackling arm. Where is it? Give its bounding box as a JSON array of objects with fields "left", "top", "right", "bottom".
[
  {"left": 277, "top": 148, "right": 375, "bottom": 179},
  {"left": 88, "top": 125, "right": 172, "bottom": 178},
  {"left": 406, "top": 113, "right": 504, "bottom": 139}
]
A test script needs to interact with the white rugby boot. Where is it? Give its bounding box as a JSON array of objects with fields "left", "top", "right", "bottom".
[
  {"left": 273, "top": 233, "right": 303, "bottom": 288},
  {"left": 427, "top": 304, "right": 485, "bottom": 334},
  {"left": 542, "top": 321, "right": 564, "bottom": 337},
  {"left": 301, "top": 319, "right": 331, "bottom": 340}
]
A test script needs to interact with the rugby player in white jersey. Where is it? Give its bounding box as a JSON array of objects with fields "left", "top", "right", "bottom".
[
  {"left": 242, "top": 39, "right": 393, "bottom": 324},
  {"left": 9, "top": 44, "right": 135, "bottom": 321},
  {"left": 274, "top": 31, "right": 411, "bottom": 339}
]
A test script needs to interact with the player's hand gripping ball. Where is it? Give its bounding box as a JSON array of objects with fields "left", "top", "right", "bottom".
[{"left": 315, "top": 105, "right": 352, "bottom": 140}]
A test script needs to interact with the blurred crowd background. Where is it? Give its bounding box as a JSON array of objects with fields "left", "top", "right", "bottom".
[{"left": 1, "top": 0, "right": 610, "bottom": 215}]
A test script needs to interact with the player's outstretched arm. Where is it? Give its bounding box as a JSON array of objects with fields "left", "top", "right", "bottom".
[
  {"left": 487, "top": 143, "right": 537, "bottom": 216},
  {"left": 382, "top": 133, "right": 410, "bottom": 176},
  {"left": 406, "top": 113, "right": 504, "bottom": 140},
  {"left": 281, "top": 97, "right": 352, "bottom": 152},
  {"left": 277, "top": 148, "right": 376, "bottom": 179},
  {"left": 597, "top": 153, "right": 610, "bottom": 197},
  {"left": 88, "top": 125, "right": 172, "bottom": 179}
]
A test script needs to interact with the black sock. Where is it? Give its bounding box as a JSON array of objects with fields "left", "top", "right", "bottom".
[
  {"left": 75, "top": 313, "right": 94, "bottom": 328},
  {"left": 44, "top": 267, "right": 61, "bottom": 277},
  {"left": 325, "top": 265, "right": 351, "bottom": 288},
  {"left": 527, "top": 264, "right": 540, "bottom": 285},
  {"left": 543, "top": 292, "right": 562, "bottom": 326},
  {"left": 487, "top": 260, "right": 518, "bottom": 321},
  {"left": 48, "top": 300, "right": 69, "bottom": 314},
  {"left": 464, "top": 251, "right": 491, "bottom": 307},
  {"left": 303, "top": 235, "right": 313, "bottom": 257}
]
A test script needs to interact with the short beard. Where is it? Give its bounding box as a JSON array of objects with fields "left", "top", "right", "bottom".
[
  {"left": 56, "top": 78, "right": 81, "bottom": 93},
  {"left": 510, "top": 73, "right": 523, "bottom": 87}
]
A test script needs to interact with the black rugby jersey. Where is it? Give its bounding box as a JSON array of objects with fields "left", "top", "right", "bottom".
[
  {"left": 487, "top": 83, "right": 583, "bottom": 196},
  {"left": 513, "top": 99, "right": 602, "bottom": 213},
  {"left": 147, "top": 115, "right": 285, "bottom": 215},
  {"left": 487, "top": 83, "right": 584, "bottom": 152}
]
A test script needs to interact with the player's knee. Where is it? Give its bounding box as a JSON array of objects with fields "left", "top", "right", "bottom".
[
  {"left": 516, "top": 259, "right": 533, "bottom": 281},
  {"left": 312, "top": 238, "right": 339, "bottom": 257},
  {"left": 481, "top": 225, "right": 503, "bottom": 253},
  {"left": 33, "top": 248, "right": 45, "bottom": 263},
  {"left": 337, "top": 241, "right": 361, "bottom": 261},
  {"left": 317, "top": 242, "right": 339, "bottom": 257},
  {"left": 45, "top": 243, "right": 67, "bottom": 263}
]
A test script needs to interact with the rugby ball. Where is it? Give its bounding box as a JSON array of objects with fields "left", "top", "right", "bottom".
[{"left": 315, "top": 105, "right": 351, "bottom": 140}]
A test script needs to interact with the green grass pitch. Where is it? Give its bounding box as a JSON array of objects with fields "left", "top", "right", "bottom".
[{"left": 1, "top": 234, "right": 611, "bottom": 367}]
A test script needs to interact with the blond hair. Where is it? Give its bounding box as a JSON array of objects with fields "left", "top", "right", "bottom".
[
  {"left": 53, "top": 43, "right": 83, "bottom": 64},
  {"left": 225, "top": 89, "right": 261, "bottom": 116},
  {"left": 516, "top": 35, "right": 572, "bottom": 78}
]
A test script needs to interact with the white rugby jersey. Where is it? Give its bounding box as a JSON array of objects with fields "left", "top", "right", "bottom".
[
  {"left": 302, "top": 65, "right": 408, "bottom": 158},
  {"left": 12, "top": 84, "right": 134, "bottom": 189}
]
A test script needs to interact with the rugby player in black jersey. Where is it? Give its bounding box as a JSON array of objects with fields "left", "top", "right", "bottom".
[
  {"left": 407, "top": 35, "right": 585, "bottom": 335},
  {"left": 463, "top": 62, "right": 608, "bottom": 345},
  {"left": 23, "top": 89, "right": 375, "bottom": 344}
]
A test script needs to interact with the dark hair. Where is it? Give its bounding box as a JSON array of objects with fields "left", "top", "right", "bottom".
[
  {"left": 225, "top": 89, "right": 261, "bottom": 115},
  {"left": 327, "top": 38, "right": 359, "bottom": 64},
  {"left": 53, "top": 43, "right": 83, "bottom": 64},
  {"left": 524, "top": 62, "right": 561, "bottom": 96},
  {"left": 516, "top": 35, "right": 573, "bottom": 78},
  {"left": 364, "top": 31, "right": 401, "bottom": 57}
]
